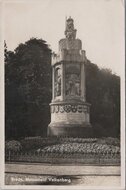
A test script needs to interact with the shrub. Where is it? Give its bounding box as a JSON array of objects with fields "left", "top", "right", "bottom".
[
  {"left": 97, "top": 137, "right": 120, "bottom": 147},
  {"left": 5, "top": 140, "right": 22, "bottom": 152},
  {"left": 104, "top": 137, "right": 120, "bottom": 147},
  {"left": 20, "top": 137, "right": 58, "bottom": 151},
  {"left": 59, "top": 137, "right": 97, "bottom": 143}
]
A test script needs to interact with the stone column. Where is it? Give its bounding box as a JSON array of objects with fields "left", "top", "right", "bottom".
[
  {"left": 81, "top": 63, "right": 85, "bottom": 101},
  {"left": 52, "top": 66, "right": 55, "bottom": 101},
  {"left": 61, "top": 62, "right": 64, "bottom": 101},
  {"left": 81, "top": 50, "right": 87, "bottom": 101}
]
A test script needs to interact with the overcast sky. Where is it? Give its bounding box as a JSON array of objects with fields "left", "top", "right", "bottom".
[{"left": 3, "top": 0, "right": 124, "bottom": 76}]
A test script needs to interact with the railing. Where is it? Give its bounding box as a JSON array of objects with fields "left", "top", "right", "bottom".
[{"left": 5, "top": 151, "right": 120, "bottom": 164}]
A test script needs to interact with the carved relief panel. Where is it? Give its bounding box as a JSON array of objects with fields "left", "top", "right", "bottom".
[{"left": 65, "top": 63, "right": 81, "bottom": 97}]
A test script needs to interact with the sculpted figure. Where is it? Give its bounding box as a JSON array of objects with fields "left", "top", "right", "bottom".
[
  {"left": 66, "top": 74, "right": 80, "bottom": 96},
  {"left": 65, "top": 17, "right": 76, "bottom": 40}
]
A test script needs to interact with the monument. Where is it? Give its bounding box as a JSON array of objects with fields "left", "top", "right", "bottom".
[{"left": 48, "top": 17, "right": 93, "bottom": 137}]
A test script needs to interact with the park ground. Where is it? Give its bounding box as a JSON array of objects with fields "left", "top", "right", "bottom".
[{"left": 5, "top": 163, "right": 120, "bottom": 186}]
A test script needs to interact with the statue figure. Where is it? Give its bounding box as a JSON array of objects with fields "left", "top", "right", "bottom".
[
  {"left": 56, "top": 76, "right": 61, "bottom": 96},
  {"left": 65, "top": 17, "right": 77, "bottom": 40},
  {"left": 66, "top": 17, "right": 74, "bottom": 31},
  {"left": 66, "top": 73, "right": 80, "bottom": 96}
]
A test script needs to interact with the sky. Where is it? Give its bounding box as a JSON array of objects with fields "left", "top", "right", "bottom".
[{"left": 3, "top": 0, "right": 125, "bottom": 76}]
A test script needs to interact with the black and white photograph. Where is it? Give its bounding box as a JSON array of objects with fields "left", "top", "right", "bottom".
[{"left": 0, "top": 0, "right": 125, "bottom": 189}]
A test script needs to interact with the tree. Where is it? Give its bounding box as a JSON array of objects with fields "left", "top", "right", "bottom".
[
  {"left": 5, "top": 38, "right": 52, "bottom": 139},
  {"left": 85, "top": 60, "right": 120, "bottom": 137}
]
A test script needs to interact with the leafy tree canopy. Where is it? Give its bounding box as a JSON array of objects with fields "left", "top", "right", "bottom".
[
  {"left": 5, "top": 38, "right": 52, "bottom": 139},
  {"left": 85, "top": 60, "right": 120, "bottom": 137}
]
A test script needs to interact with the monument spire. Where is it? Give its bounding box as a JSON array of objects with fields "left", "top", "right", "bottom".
[{"left": 48, "top": 17, "right": 92, "bottom": 137}]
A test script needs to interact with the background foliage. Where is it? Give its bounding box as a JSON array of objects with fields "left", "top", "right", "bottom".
[
  {"left": 5, "top": 38, "right": 120, "bottom": 139},
  {"left": 85, "top": 60, "right": 120, "bottom": 137},
  {"left": 5, "top": 38, "right": 51, "bottom": 139}
]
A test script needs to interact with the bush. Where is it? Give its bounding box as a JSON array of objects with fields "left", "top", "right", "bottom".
[
  {"left": 97, "top": 137, "right": 120, "bottom": 146},
  {"left": 59, "top": 137, "right": 97, "bottom": 143},
  {"left": 5, "top": 140, "right": 22, "bottom": 152},
  {"left": 104, "top": 137, "right": 120, "bottom": 147}
]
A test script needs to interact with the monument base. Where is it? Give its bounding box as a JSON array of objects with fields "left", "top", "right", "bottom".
[{"left": 48, "top": 123, "right": 93, "bottom": 138}]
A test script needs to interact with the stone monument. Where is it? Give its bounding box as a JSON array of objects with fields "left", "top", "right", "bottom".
[{"left": 48, "top": 17, "right": 93, "bottom": 137}]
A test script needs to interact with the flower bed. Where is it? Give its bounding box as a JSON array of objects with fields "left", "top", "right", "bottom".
[
  {"left": 5, "top": 137, "right": 120, "bottom": 164},
  {"left": 6, "top": 137, "right": 120, "bottom": 153},
  {"left": 19, "top": 137, "right": 99, "bottom": 151},
  {"left": 38, "top": 142, "right": 120, "bottom": 154}
]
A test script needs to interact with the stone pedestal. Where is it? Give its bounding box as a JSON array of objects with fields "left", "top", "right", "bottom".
[{"left": 48, "top": 17, "right": 92, "bottom": 137}]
